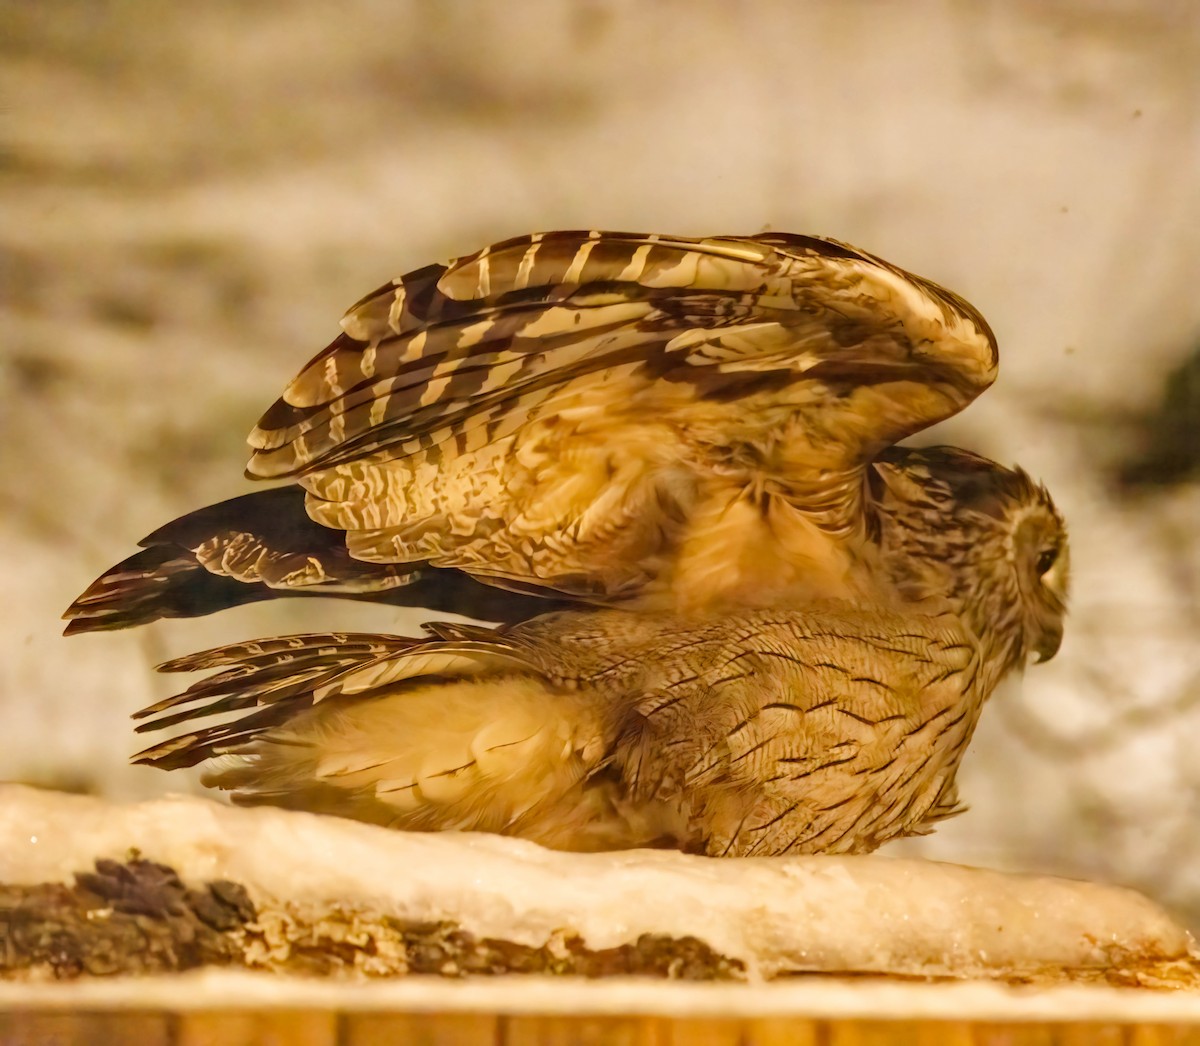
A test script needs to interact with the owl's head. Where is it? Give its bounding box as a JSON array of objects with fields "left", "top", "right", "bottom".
[{"left": 872, "top": 445, "right": 1069, "bottom": 668}]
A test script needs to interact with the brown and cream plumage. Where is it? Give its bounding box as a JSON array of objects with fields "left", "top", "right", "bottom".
[
  {"left": 131, "top": 458, "right": 1066, "bottom": 856},
  {"left": 65, "top": 230, "right": 1000, "bottom": 632}
]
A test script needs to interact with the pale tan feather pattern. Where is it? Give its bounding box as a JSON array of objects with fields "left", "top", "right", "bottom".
[
  {"left": 315, "top": 377, "right": 701, "bottom": 599},
  {"left": 132, "top": 603, "right": 992, "bottom": 856},
  {"left": 259, "top": 232, "right": 782, "bottom": 432},
  {"left": 232, "top": 231, "right": 999, "bottom": 610}
]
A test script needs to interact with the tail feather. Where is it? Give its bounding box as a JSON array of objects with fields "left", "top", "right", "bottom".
[
  {"left": 129, "top": 623, "right": 611, "bottom": 846},
  {"left": 132, "top": 632, "right": 424, "bottom": 767},
  {"left": 130, "top": 626, "right": 544, "bottom": 770},
  {"left": 143, "top": 634, "right": 404, "bottom": 713},
  {"left": 157, "top": 631, "right": 402, "bottom": 674},
  {"left": 134, "top": 700, "right": 320, "bottom": 772},
  {"left": 135, "top": 662, "right": 368, "bottom": 734}
]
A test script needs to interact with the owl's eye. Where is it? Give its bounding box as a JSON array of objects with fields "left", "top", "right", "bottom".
[{"left": 1036, "top": 546, "right": 1059, "bottom": 576}]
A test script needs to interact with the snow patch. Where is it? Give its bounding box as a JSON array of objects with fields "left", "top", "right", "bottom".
[{"left": 2, "top": 786, "right": 1192, "bottom": 981}]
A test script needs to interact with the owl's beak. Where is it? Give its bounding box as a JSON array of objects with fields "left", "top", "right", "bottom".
[{"left": 1033, "top": 623, "right": 1063, "bottom": 663}]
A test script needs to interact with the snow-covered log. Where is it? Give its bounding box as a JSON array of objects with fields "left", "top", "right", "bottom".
[{"left": 2, "top": 786, "right": 1195, "bottom": 987}]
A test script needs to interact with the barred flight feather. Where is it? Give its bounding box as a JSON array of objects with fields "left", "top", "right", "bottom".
[
  {"left": 65, "top": 230, "right": 1011, "bottom": 631},
  {"left": 247, "top": 230, "right": 995, "bottom": 481}
]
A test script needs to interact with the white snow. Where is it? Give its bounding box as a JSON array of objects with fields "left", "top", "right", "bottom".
[
  {"left": 2, "top": 786, "right": 1193, "bottom": 982},
  {"left": 6, "top": 971, "right": 1200, "bottom": 1022}
]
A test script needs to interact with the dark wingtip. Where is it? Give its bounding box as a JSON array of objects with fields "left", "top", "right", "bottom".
[
  {"left": 63, "top": 614, "right": 113, "bottom": 637},
  {"left": 62, "top": 544, "right": 276, "bottom": 636}
]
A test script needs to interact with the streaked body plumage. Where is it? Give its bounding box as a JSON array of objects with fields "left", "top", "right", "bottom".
[
  {"left": 132, "top": 462, "right": 1067, "bottom": 855},
  {"left": 136, "top": 603, "right": 988, "bottom": 857}
]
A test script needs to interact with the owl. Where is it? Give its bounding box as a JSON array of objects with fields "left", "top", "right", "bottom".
[
  {"left": 65, "top": 230, "right": 1013, "bottom": 635},
  {"left": 130, "top": 455, "right": 1067, "bottom": 856}
]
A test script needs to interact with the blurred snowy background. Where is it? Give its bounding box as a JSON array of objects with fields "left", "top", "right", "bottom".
[{"left": 4, "top": 2, "right": 1199, "bottom": 924}]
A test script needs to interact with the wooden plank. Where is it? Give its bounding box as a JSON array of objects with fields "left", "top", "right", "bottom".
[
  {"left": 1128, "top": 1026, "right": 1200, "bottom": 1046},
  {"left": 914, "top": 1022, "right": 975, "bottom": 1046},
  {"left": 1053, "top": 1023, "right": 1127, "bottom": 1046},
  {"left": 971, "top": 1023, "right": 1060, "bottom": 1045},
  {"left": 0, "top": 1011, "right": 171, "bottom": 1046},
  {"left": 970, "top": 1023, "right": 1134, "bottom": 1045},
  {"left": 344, "top": 1011, "right": 500, "bottom": 1046},
  {"left": 742, "top": 1016, "right": 821, "bottom": 1046},
  {"left": 661, "top": 1018, "right": 744, "bottom": 1045},
  {"left": 501, "top": 1014, "right": 664, "bottom": 1046},
  {"left": 824, "top": 1019, "right": 970, "bottom": 1045},
  {"left": 2, "top": 1010, "right": 1200, "bottom": 1045},
  {"left": 176, "top": 1009, "right": 338, "bottom": 1046}
]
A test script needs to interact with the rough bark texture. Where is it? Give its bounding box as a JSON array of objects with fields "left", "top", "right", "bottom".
[
  {"left": 0, "top": 856, "right": 743, "bottom": 981},
  {"left": 5, "top": 856, "right": 1200, "bottom": 989}
]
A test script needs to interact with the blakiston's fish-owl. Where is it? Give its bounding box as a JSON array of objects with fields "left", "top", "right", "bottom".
[{"left": 65, "top": 230, "right": 1069, "bottom": 854}]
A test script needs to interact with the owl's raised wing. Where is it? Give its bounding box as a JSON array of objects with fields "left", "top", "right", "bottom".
[
  {"left": 249, "top": 231, "right": 996, "bottom": 480},
  {"left": 243, "top": 231, "right": 998, "bottom": 607}
]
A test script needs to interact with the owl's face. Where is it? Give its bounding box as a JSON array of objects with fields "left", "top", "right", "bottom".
[
  {"left": 1009, "top": 497, "right": 1069, "bottom": 662},
  {"left": 873, "top": 445, "right": 1069, "bottom": 667}
]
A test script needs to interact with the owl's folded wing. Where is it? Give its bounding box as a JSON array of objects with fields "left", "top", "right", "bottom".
[
  {"left": 131, "top": 627, "right": 542, "bottom": 771},
  {"left": 131, "top": 604, "right": 986, "bottom": 854},
  {"left": 130, "top": 621, "right": 612, "bottom": 842}
]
